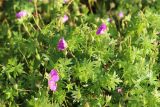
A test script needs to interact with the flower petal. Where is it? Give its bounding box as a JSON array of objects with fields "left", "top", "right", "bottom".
[
  {"left": 62, "top": 15, "right": 69, "bottom": 23},
  {"left": 48, "top": 79, "right": 57, "bottom": 91},
  {"left": 57, "top": 37, "right": 68, "bottom": 51},
  {"left": 49, "top": 69, "right": 59, "bottom": 82},
  {"left": 96, "top": 23, "right": 107, "bottom": 35},
  {"left": 16, "top": 10, "right": 28, "bottom": 19}
]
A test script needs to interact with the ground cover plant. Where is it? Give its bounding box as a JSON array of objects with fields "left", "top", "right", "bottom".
[{"left": 0, "top": 0, "right": 160, "bottom": 106}]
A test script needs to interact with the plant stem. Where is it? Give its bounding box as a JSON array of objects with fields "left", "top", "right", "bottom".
[{"left": 22, "top": 22, "right": 31, "bottom": 36}]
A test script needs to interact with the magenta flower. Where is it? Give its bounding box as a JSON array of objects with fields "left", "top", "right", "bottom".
[
  {"left": 118, "top": 12, "right": 124, "bottom": 18},
  {"left": 48, "top": 79, "right": 57, "bottom": 91},
  {"left": 16, "top": 10, "right": 28, "bottom": 19},
  {"left": 49, "top": 69, "right": 59, "bottom": 82},
  {"left": 48, "top": 69, "right": 59, "bottom": 91},
  {"left": 62, "top": 15, "right": 69, "bottom": 23},
  {"left": 96, "top": 23, "right": 107, "bottom": 35},
  {"left": 57, "top": 37, "right": 68, "bottom": 51}
]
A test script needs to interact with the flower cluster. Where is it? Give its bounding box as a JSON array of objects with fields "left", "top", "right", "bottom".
[
  {"left": 48, "top": 38, "right": 67, "bottom": 92},
  {"left": 48, "top": 69, "right": 59, "bottom": 91},
  {"left": 16, "top": 9, "right": 110, "bottom": 93}
]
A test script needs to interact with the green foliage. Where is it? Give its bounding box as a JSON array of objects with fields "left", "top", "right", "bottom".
[{"left": 0, "top": 0, "right": 160, "bottom": 106}]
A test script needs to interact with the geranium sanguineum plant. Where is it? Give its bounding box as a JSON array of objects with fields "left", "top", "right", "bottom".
[
  {"left": 57, "top": 37, "right": 68, "bottom": 51},
  {"left": 48, "top": 69, "right": 59, "bottom": 91},
  {"left": 3, "top": 0, "right": 160, "bottom": 106},
  {"left": 96, "top": 23, "right": 107, "bottom": 35},
  {"left": 16, "top": 10, "right": 28, "bottom": 19}
]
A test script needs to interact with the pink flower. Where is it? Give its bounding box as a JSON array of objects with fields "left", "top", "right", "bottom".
[
  {"left": 57, "top": 37, "right": 68, "bottom": 51},
  {"left": 49, "top": 69, "right": 59, "bottom": 82},
  {"left": 62, "top": 15, "right": 69, "bottom": 23},
  {"left": 118, "top": 12, "right": 124, "bottom": 18},
  {"left": 16, "top": 10, "right": 28, "bottom": 19},
  {"left": 96, "top": 23, "right": 107, "bottom": 35},
  {"left": 48, "top": 79, "right": 57, "bottom": 91},
  {"left": 48, "top": 69, "right": 59, "bottom": 91}
]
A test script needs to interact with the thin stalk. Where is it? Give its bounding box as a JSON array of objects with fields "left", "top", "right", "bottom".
[
  {"left": 18, "top": 48, "right": 30, "bottom": 68},
  {"left": 32, "top": 15, "right": 42, "bottom": 31},
  {"left": 22, "top": 22, "right": 31, "bottom": 36},
  {"left": 17, "top": 89, "right": 33, "bottom": 92}
]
